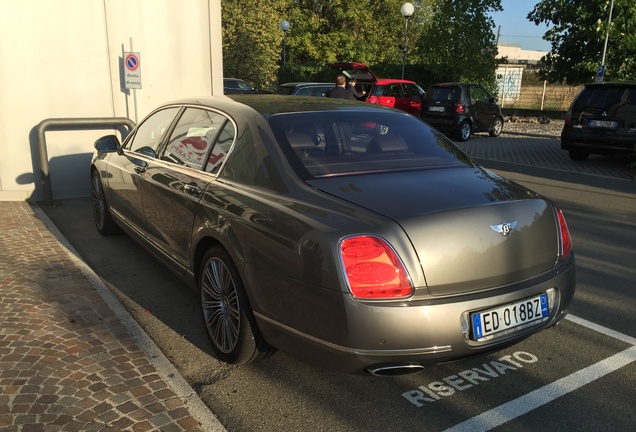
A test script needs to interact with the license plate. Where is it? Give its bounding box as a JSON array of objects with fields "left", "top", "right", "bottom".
[
  {"left": 428, "top": 106, "right": 445, "bottom": 112},
  {"left": 471, "top": 294, "right": 549, "bottom": 341},
  {"left": 589, "top": 119, "right": 618, "bottom": 129}
]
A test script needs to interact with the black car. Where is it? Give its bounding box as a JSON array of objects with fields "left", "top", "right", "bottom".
[
  {"left": 275, "top": 82, "right": 335, "bottom": 97},
  {"left": 420, "top": 83, "right": 504, "bottom": 142},
  {"left": 561, "top": 81, "right": 636, "bottom": 161},
  {"left": 223, "top": 78, "right": 271, "bottom": 95}
]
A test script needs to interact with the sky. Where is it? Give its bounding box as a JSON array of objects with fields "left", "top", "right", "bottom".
[{"left": 489, "top": 0, "right": 552, "bottom": 52}]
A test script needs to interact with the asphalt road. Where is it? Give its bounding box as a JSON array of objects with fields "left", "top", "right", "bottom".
[{"left": 41, "top": 137, "right": 636, "bottom": 432}]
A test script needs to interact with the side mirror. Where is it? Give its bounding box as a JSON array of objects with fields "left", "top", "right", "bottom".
[
  {"left": 490, "top": 97, "right": 498, "bottom": 104},
  {"left": 94, "top": 135, "right": 120, "bottom": 152}
]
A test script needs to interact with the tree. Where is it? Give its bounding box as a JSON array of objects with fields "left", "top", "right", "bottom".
[
  {"left": 221, "top": 0, "right": 290, "bottom": 89},
  {"left": 416, "top": 0, "right": 502, "bottom": 92},
  {"left": 283, "top": 1, "right": 432, "bottom": 66},
  {"left": 528, "top": 0, "right": 636, "bottom": 84}
]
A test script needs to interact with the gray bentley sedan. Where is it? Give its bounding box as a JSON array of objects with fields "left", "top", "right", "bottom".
[{"left": 91, "top": 95, "right": 575, "bottom": 375}]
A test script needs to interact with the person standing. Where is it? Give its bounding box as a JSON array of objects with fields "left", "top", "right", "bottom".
[
  {"left": 346, "top": 77, "right": 366, "bottom": 100},
  {"left": 326, "top": 75, "right": 356, "bottom": 100}
]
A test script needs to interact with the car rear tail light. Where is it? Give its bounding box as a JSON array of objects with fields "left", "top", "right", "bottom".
[
  {"left": 455, "top": 102, "right": 466, "bottom": 114},
  {"left": 339, "top": 235, "right": 413, "bottom": 299},
  {"left": 556, "top": 207, "right": 572, "bottom": 259},
  {"left": 564, "top": 111, "right": 571, "bottom": 126}
]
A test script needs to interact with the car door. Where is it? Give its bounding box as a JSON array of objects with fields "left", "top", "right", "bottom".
[
  {"left": 400, "top": 83, "right": 424, "bottom": 116},
  {"left": 141, "top": 107, "right": 235, "bottom": 271},
  {"left": 469, "top": 85, "right": 498, "bottom": 130},
  {"left": 105, "top": 107, "right": 180, "bottom": 234}
]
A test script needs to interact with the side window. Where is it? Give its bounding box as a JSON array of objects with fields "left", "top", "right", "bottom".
[
  {"left": 126, "top": 107, "right": 180, "bottom": 155},
  {"left": 404, "top": 84, "right": 422, "bottom": 98},
  {"left": 387, "top": 84, "right": 403, "bottom": 97},
  {"left": 471, "top": 86, "right": 491, "bottom": 103},
  {"left": 208, "top": 122, "right": 235, "bottom": 174},
  {"left": 161, "top": 108, "right": 231, "bottom": 171},
  {"left": 296, "top": 87, "right": 314, "bottom": 96}
]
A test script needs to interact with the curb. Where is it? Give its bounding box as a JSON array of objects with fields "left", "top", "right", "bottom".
[{"left": 32, "top": 203, "right": 227, "bottom": 432}]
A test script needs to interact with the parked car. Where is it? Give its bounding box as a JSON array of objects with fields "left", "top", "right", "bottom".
[
  {"left": 274, "top": 82, "right": 335, "bottom": 97},
  {"left": 420, "top": 83, "right": 504, "bottom": 142},
  {"left": 328, "top": 62, "right": 425, "bottom": 116},
  {"left": 223, "top": 78, "right": 271, "bottom": 94},
  {"left": 91, "top": 94, "right": 575, "bottom": 375},
  {"left": 561, "top": 81, "right": 636, "bottom": 161}
]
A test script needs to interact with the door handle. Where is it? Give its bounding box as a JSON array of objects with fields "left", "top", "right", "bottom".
[
  {"left": 184, "top": 184, "right": 202, "bottom": 196},
  {"left": 134, "top": 166, "right": 146, "bottom": 174}
]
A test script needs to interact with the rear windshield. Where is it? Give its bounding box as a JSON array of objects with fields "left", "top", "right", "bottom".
[
  {"left": 268, "top": 111, "right": 471, "bottom": 179},
  {"left": 425, "top": 86, "right": 460, "bottom": 103},
  {"left": 572, "top": 86, "right": 636, "bottom": 113}
]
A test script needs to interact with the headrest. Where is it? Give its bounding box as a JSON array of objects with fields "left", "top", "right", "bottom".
[
  {"left": 287, "top": 133, "right": 316, "bottom": 148},
  {"left": 366, "top": 135, "right": 408, "bottom": 153}
]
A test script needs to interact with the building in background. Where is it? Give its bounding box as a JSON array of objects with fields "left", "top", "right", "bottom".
[
  {"left": 496, "top": 43, "right": 548, "bottom": 107},
  {"left": 0, "top": 0, "right": 223, "bottom": 201}
]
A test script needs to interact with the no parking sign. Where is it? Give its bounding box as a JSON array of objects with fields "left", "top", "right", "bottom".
[{"left": 124, "top": 52, "right": 142, "bottom": 89}]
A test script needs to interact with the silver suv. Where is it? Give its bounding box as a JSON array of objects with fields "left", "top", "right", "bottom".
[{"left": 274, "top": 82, "right": 335, "bottom": 97}]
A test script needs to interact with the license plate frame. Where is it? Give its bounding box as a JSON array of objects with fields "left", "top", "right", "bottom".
[
  {"left": 471, "top": 293, "right": 549, "bottom": 341},
  {"left": 428, "top": 106, "right": 445, "bottom": 112},
  {"left": 588, "top": 119, "right": 618, "bottom": 129}
]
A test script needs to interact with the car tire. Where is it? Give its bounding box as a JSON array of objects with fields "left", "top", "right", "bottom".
[
  {"left": 568, "top": 149, "right": 590, "bottom": 161},
  {"left": 91, "top": 170, "right": 120, "bottom": 236},
  {"left": 489, "top": 117, "right": 503, "bottom": 137},
  {"left": 457, "top": 120, "right": 472, "bottom": 142},
  {"left": 200, "top": 246, "right": 273, "bottom": 364}
]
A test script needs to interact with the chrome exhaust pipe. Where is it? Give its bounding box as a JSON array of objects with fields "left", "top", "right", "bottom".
[{"left": 366, "top": 364, "right": 425, "bottom": 376}]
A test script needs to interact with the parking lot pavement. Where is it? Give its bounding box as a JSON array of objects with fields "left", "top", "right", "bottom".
[
  {"left": 456, "top": 134, "right": 634, "bottom": 181},
  {"left": 0, "top": 202, "right": 225, "bottom": 431},
  {"left": 0, "top": 132, "right": 632, "bottom": 431}
]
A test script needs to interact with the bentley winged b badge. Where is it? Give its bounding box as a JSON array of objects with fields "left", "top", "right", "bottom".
[{"left": 490, "top": 221, "right": 518, "bottom": 236}]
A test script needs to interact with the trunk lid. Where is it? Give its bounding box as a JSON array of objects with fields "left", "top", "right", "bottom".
[{"left": 310, "top": 167, "right": 559, "bottom": 296}]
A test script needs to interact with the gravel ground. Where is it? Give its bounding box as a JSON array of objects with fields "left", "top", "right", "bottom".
[{"left": 502, "top": 115, "right": 564, "bottom": 137}]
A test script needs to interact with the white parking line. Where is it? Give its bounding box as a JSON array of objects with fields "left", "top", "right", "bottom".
[{"left": 443, "top": 314, "right": 636, "bottom": 432}]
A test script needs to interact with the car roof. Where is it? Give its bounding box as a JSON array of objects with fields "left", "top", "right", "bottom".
[
  {"left": 584, "top": 81, "right": 636, "bottom": 88},
  {"left": 278, "top": 82, "right": 334, "bottom": 87},
  {"left": 161, "top": 94, "right": 398, "bottom": 117},
  {"left": 430, "top": 82, "right": 478, "bottom": 87},
  {"left": 375, "top": 78, "right": 418, "bottom": 85}
]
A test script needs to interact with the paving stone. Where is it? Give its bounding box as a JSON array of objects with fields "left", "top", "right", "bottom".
[{"left": 0, "top": 202, "right": 214, "bottom": 431}]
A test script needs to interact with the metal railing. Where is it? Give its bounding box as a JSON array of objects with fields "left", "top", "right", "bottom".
[{"left": 36, "top": 117, "right": 136, "bottom": 205}]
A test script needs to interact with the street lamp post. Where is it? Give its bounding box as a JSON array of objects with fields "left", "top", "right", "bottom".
[
  {"left": 400, "top": 3, "right": 415, "bottom": 80},
  {"left": 280, "top": 20, "right": 290, "bottom": 67},
  {"left": 596, "top": 0, "right": 615, "bottom": 83}
]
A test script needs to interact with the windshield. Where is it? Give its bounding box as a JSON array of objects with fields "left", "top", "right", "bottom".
[{"left": 268, "top": 111, "right": 471, "bottom": 179}]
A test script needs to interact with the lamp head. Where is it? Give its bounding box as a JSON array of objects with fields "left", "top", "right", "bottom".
[{"left": 401, "top": 3, "right": 414, "bottom": 18}]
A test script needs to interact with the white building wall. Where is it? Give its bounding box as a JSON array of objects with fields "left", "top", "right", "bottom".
[{"left": 0, "top": 0, "right": 223, "bottom": 201}]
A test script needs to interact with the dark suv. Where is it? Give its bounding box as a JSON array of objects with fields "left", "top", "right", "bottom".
[
  {"left": 420, "top": 83, "right": 504, "bottom": 142},
  {"left": 561, "top": 81, "right": 636, "bottom": 161}
]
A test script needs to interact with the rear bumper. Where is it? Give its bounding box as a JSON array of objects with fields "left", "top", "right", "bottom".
[
  {"left": 561, "top": 130, "right": 636, "bottom": 155},
  {"left": 257, "top": 256, "right": 576, "bottom": 374},
  {"left": 420, "top": 115, "right": 462, "bottom": 134}
]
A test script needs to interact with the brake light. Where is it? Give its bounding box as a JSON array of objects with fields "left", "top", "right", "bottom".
[
  {"left": 556, "top": 207, "right": 572, "bottom": 259},
  {"left": 339, "top": 235, "right": 413, "bottom": 299},
  {"left": 455, "top": 102, "right": 466, "bottom": 114},
  {"left": 564, "top": 111, "right": 571, "bottom": 126}
]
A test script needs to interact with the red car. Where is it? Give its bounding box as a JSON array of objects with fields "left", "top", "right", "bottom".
[{"left": 328, "top": 62, "right": 425, "bottom": 116}]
